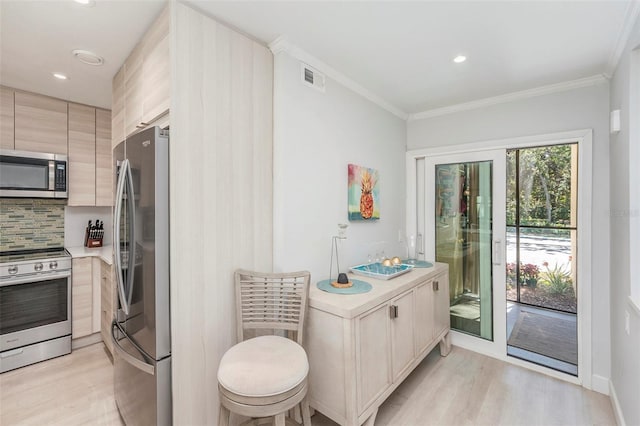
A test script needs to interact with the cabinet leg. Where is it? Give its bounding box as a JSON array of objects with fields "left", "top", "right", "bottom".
[
  {"left": 363, "top": 408, "right": 378, "bottom": 426},
  {"left": 439, "top": 332, "right": 451, "bottom": 356}
]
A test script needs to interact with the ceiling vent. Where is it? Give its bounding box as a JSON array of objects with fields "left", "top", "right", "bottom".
[
  {"left": 301, "top": 63, "right": 325, "bottom": 92},
  {"left": 72, "top": 49, "right": 104, "bottom": 66}
]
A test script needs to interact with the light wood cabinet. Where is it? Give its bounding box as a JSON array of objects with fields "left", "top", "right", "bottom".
[
  {"left": 14, "top": 91, "right": 67, "bottom": 154},
  {"left": 356, "top": 303, "right": 391, "bottom": 414},
  {"left": 72, "top": 258, "right": 93, "bottom": 339},
  {"left": 414, "top": 281, "right": 435, "bottom": 354},
  {"left": 3, "top": 88, "right": 111, "bottom": 205},
  {"left": 141, "top": 5, "right": 170, "bottom": 126},
  {"left": 0, "top": 86, "right": 14, "bottom": 149},
  {"left": 390, "top": 289, "right": 415, "bottom": 381},
  {"left": 68, "top": 104, "right": 96, "bottom": 206},
  {"left": 111, "top": 68, "right": 126, "bottom": 148},
  {"left": 100, "top": 259, "right": 115, "bottom": 359},
  {"left": 114, "top": 4, "right": 170, "bottom": 144},
  {"left": 73, "top": 256, "right": 114, "bottom": 350},
  {"left": 95, "top": 109, "right": 112, "bottom": 206},
  {"left": 124, "top": 43, "right": 145, "bottom": 137},
  {"left": 68, "top": 104, "right": 112, "bottom": 207},
  {"left": 433, "top": 273, "right": 451, "bottom": 339},
  {"left": 306, "top": 265, "right": 450, "bottom": 426}
]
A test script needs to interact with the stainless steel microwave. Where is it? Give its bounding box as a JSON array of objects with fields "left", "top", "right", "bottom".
[{"left": 0, "top": 149, "right": 68, "bottom": 198}]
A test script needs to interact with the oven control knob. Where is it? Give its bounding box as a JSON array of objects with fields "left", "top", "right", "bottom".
[
  {"left": 8, "top": 265, "right": 18, "bottom": 275},
  {"left": 34, "top": 263, "right": 43, "bottom": 272},
  {"left": 50, "top": 261, "right": 58, "bottom": 270}
]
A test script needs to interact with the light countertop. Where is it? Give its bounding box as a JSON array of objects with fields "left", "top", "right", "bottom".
[
  {"left": 309, "top": 262, "right": 448, "bottom": 319},
  {"left": 67, "top": 245, "right": 113, "bottom": 265}
]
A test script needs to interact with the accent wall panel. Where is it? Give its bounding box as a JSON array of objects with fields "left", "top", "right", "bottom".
[{"left": 170, "top": 3, "right": 273, "bottom": 424}]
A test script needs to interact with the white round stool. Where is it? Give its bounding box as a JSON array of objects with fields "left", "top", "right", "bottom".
[{"left": 218, "top": 335, "right": 312, "bottom": 426}]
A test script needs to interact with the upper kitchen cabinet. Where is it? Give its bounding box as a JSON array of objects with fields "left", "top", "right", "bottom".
[
  {"left": 113, "top": 4, "right": 169, "bottom": 146},
  {"left": 124, "top": 43, "right": 145, "bottom": 137},
  {"left": 14, "top": 91, "right": 67, "bottom": 155},
  {"left": 95, "top": 109, "right": 112, "bottom": 206},
  {"left": 68, "top": 103, "right": 96, "bottom": 206},
  {"left": 111, "top": 68, "right": 126, "bottom": 148},
  {"left": 68, "top": 104, "right": 113, "bottom": 207},
  {"left": 0, "top": 86, "right": 14, "bottom": 149},
  {"left": 141, "top": 5, "right": 170, "bottom": 125}
]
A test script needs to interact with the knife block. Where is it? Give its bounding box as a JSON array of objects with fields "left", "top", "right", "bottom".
[
  {"left": 86, "top": 237, "right": 103, "bottom": 248},
  {"left": 84, "top": 227, "right": 103, "bottom": 248}
]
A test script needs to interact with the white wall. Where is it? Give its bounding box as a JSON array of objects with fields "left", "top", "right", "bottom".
[
  {"left": 273, "top": 52, "right": 407, "bottom": 281},
  {"left": 407, "top": 83, "right": 612, "bottom": 389},
  {"left": 609, "top": 15, "right": 640, "bottom": 426},
  {"left": 64, "top": 206, "right": 112, "bottom": 247}
]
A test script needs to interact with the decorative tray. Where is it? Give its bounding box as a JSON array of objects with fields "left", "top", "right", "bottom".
[{"left": 349, "top": 262, "right": 414, "bottom": 280}]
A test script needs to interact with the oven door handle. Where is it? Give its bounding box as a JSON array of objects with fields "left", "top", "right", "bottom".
[
  {"left": 111, "top": 321, "right": 155, "bottom": 376},
  {"left": 0, "top": 270, "right": 71, "bottom": 287},
  {"left": 114, "top": 158, "right": 131, "bottom": 316}
]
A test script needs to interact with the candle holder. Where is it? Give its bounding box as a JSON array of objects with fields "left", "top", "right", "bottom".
[{"left": 330, "top": 224, "right": 351, "bottom": 288}]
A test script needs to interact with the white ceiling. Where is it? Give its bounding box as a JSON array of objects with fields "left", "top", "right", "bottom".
[
  {"left": 191, "top": 0, "right": 634, "bottom": 115},
  {"left": 0, "top": 1, "right": 635, "bottom": 114},
  {"left": 0, "top": 0, "right": 166, "bottom": 109}
]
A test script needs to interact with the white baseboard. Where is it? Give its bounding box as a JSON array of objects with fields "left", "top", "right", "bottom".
[
  {"left": 609, "top": 381, "right": 627, "bottom": 426},
  {"left": 591, "top": 374, "right": 610, "bottom": 395}
]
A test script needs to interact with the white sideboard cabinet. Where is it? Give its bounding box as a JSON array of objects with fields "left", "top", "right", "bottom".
[{"left": 305, "top": 264, "right": 450, "bottom": 426}]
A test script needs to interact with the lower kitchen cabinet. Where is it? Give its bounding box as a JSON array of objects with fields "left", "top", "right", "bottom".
[
  {"left": 100, "top": 260, "right": 116, "bottom": 358},
  {"left": 71, "top": 258, "right": 93, "bottom": 338},
  {"left": 71, "top": 256, "right": 114, "bottom": 352},
  {"left": 306, "top": 264, "right": 450, "bottom": 426}
]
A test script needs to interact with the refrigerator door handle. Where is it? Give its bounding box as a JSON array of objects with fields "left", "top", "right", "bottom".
[
  {"left": 114, "top": 159, "right": 130, "bottom": 315},
  {"left": 111, "top": 322, "right": 155, "bottom": 376},
  {"left": 125, "top": 161, "right": 136, "bottom": 308}
]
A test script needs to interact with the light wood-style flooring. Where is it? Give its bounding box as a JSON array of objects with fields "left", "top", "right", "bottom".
[
  {"left": 0, "top": 343, "right": 122, "bottom": 426},
  {"left": 0, "top": 343, "right": 615, "bottom": 426},
  {"left": 314, "top": 347, "right": 615, "bottom": 426}
]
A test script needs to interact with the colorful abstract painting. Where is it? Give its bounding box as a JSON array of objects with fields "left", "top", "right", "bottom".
[{"left": 348, "top": 164, "right": 380, "bottom": 221}]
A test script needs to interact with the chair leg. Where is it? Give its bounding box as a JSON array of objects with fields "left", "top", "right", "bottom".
[
  {"left": 219, "top": 404, "right": 230, "bottom": 426},
  {"left": 274, "top": 413, "right": 286, "bottom": 426},
  {"left": 291, "top": 405, "right": 302, "bottom": 423},
  {"left": 301, "top": 394, "right": 312, "bottom": 426}
]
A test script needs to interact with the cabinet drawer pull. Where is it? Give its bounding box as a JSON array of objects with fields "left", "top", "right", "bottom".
[
  {"left": 389, "top": 305, "right": 399, "bottom": 319},
  {"left": 433, "top": 281, "right": 439, "bottom": 291}
]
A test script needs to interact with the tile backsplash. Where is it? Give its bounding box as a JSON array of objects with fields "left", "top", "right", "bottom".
[{"left": 0, "top": 199, "right": 66, "bottom": 252}]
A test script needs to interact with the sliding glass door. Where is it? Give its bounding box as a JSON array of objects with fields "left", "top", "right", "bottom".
[{"left": 424, "top": 150, "right": 506, "bottom": 344}]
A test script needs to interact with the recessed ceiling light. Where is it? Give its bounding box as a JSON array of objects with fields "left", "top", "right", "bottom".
[
  {"left": 53, "top": 73, "right": 68, "bottom": 80},
  {"left": 453, "top": 55, "right": 467, "bottom": 64},
  {"left": 72, "top": 49, "right": 104, "bottom": 66},
  {"left": 74, "top": 0, "right": 95, "bottom": 6}
]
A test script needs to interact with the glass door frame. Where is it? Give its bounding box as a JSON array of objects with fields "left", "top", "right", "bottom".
[
  {"left": 425, "top": 149, "right": 507, "bottom": 358},
  {"left": 405, "top": 128, "right": 593, "bottom": 388}
]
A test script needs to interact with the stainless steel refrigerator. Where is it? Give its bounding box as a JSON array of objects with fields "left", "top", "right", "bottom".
[{"left": 112, "top": 126, "right": 171, "bottom": 426}]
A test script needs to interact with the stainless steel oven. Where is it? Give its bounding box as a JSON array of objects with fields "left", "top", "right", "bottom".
[{"left": 0, "top": 249, "right": 72, "bottom": 373}]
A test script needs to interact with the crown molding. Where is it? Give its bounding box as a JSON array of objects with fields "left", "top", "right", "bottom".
[
  {"left": 268, "top": 36, "right": 409, "bottom": 120},
  {"left": 604, "top": 0, "right": 640, "bottom": 78},
  {"left": 408, "top": 74, "right": 608, "bottom": 121}
]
